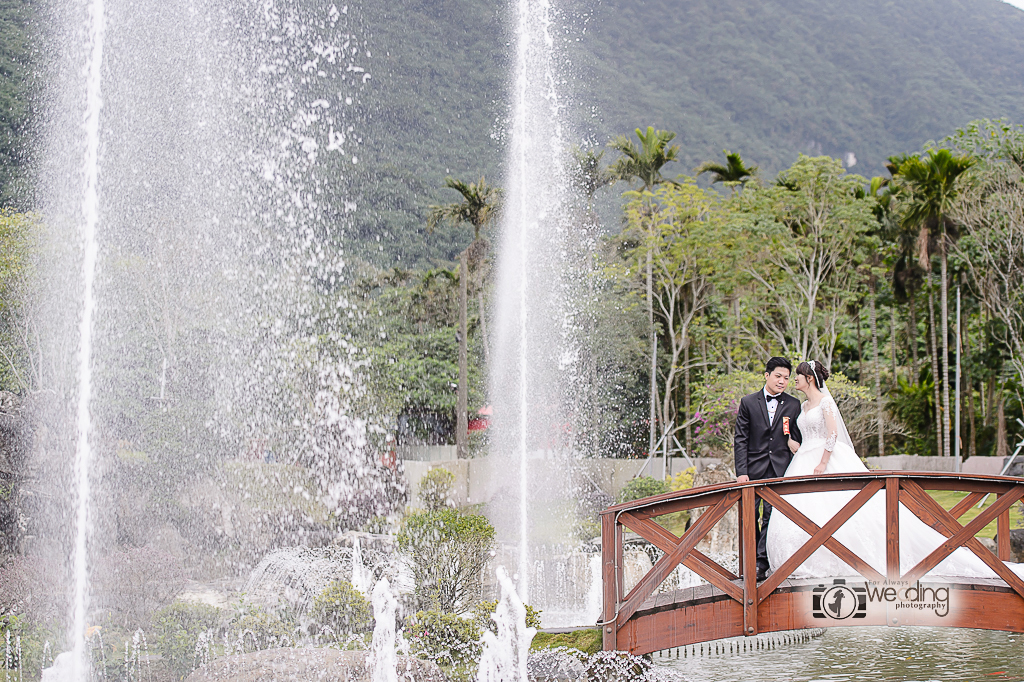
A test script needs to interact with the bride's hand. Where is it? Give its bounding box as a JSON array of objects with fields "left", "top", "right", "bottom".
[
  {"left": 813, "top": 461, "right": 828, "bottom": 475},
  {"left": 788, "top": 438, "right": 799, "bottom": 454}
]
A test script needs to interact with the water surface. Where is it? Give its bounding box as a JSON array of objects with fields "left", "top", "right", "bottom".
[{"left": 655, "top": 626, "right": 1024, "bottom": 681}]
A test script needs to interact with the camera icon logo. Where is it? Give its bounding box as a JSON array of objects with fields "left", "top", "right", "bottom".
[{"left": 812, "top": 579, "right": 867, "bottom": 620}]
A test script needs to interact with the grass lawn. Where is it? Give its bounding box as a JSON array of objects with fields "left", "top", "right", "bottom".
[{"left": 928, "top": 489, "right": 1023, "bottom": 539}]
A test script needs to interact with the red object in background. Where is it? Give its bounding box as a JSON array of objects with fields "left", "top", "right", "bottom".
[
  {"left": 468, "top": 405, "right": 492, "bottom": 432},
  {"left": 380, "top": 450, "right": 397, "bottom": 469},
  {"left": 782, "top": 416, "right": 790, "bottom": 435}
]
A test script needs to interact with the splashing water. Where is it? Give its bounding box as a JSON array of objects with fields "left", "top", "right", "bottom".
[
  {"left": 369, "top": 579, "right": 398, "bottom": 682},
  {"left": 477, "top": 567, "right": 536, "bottom": 682}
]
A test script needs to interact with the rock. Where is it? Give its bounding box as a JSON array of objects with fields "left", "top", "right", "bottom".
[
  {"left": 993, "top": 529, "right": 1024, "bottom": 563},
  {"left": 528, "top": 649, "right": 586, "bottom": 681},
  {"left": 185, "top": 648, "right": 448, "bottom": 682}
]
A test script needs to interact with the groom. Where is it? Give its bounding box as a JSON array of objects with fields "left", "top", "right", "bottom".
[{"left": 734, "top": 357, "right": 803, "bottom": 581}]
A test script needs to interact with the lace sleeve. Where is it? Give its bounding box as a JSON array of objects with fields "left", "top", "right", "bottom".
[{"left": 821, "top": 398, "right": 839, "bottom": 452}]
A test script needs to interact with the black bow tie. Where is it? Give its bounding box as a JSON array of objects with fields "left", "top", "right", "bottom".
[{"left": 766, "top": 393, "right": 781, "bottom": 400}]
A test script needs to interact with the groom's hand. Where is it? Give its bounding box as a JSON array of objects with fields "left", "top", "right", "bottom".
[{"left": 736, "top": 475, "right": 749, "bottom": 483}]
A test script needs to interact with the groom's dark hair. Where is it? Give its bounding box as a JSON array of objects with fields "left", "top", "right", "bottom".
[{"left": 765, "top": 357, "right": 792, "bottom": 374}]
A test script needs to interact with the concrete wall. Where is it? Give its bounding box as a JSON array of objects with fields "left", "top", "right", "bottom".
[
  {"left": 401, "top": 456, "right": 723, "bottom": 509},
  {"left": 397, "top": 445, "right": 457, "bottom": 462},
  {"left": 401, "top": 454, "right": 1017, "bottom": 510},
  {"left": 865, "top": 455, "right": 1009, "bottom": 475}
]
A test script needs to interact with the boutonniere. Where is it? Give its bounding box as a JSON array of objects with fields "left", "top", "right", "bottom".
[{"left": 782, "top": 416, "right": 791, "bottom": 435}]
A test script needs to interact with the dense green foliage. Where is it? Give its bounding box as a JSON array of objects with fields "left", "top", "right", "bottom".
[
  {"left": 0, "top": 210, "right": 36, "bottom": 391},
  {"left": 152, "top": 600, "right": 222, "bottom": 678},
  {"left": 0, "top": 0, "right": 36, "bottom": 209}
]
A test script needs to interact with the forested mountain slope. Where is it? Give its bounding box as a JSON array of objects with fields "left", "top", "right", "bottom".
[
  {"left": 2, "top": 0, "right": 1023, "bottom": 265},
  {"left": 353, "top": 0, "right": 1024, "bottom": 266}
]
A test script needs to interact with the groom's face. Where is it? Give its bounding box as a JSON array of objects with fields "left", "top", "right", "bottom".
[{"left": 764, "top": 367, "right": 791, "bottom": 395}]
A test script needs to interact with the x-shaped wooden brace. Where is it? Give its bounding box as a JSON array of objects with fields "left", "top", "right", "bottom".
[
  {"left": 898, "top": 480, "right": 1024, "bottom": 597},
  {"left": 618, "top": 511, "right": 742, "bottom": 602},
  {"left": 615, "top": 490, "right": 741, "bottom": 627},
  {"left": 756, "top": 480, "right": 886, "bottom": 603}
]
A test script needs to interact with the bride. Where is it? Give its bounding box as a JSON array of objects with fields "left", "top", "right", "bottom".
[{"left": 766, "top": 360, "right": 1020, "bottom": 580}]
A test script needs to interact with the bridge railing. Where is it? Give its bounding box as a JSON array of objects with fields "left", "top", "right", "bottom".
[{"left": 599, "top": 471, "right": 1024, "bottom": 652}]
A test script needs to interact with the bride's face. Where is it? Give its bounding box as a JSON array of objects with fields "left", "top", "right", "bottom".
[{"left": 794, "top": 373, "right": 808, "bottom": 392}]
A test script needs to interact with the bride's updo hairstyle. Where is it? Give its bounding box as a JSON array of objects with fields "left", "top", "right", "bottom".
[{"left": 796, "top": 360, "right": 830, "bottom": 388}]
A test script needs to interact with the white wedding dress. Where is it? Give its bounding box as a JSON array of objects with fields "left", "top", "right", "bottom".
[{"left": 766, "top": 392, "right": 1023, "bottom": 580}]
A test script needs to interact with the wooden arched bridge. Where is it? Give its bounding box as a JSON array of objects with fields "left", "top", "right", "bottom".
[{"left": 599, "top": 471, "right": 1024, "bottom": 654}]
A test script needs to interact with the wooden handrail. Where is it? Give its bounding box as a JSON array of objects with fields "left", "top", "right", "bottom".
[{"left": 600, "top": 471, "right": 1024, "bottom": 654}]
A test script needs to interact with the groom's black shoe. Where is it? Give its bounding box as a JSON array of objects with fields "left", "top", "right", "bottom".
[{"left": 756, "top": 567, "right": 769, "bottom": 581}]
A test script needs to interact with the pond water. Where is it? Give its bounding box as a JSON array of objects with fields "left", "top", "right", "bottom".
[{"left": 654, "top": 626, "right": 1024, "bottom": 681}]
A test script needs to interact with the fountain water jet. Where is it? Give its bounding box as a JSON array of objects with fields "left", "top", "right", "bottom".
[
  {"left": 490, "top": 0, "right": 574, "bottom": 605},
  {"left": 477, "top": 567, "right": 536, "bottom": 682},
  {"left": 70, "top": 0, "right": 105, "bottom": 676}
]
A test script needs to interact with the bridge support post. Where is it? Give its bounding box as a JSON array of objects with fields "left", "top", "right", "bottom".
[
  {"left": 886, "top": 477, "right": 900, "bottom": 581},
  {"left": 999, "top": 511, "right": 1011, "bottom": 561},
  {"left": 601, "top": 511, "right": 618, "bottom": 651},
  {"left": 741, "top": 486, "right": 758, "bottom": 635}
]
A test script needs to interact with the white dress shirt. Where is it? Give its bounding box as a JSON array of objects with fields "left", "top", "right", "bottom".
[{"left": 764, "top": 387, "right": 782, "bottom": 426}]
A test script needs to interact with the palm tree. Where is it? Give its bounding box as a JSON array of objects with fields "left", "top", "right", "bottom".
[
  {"left": 895, "top": 149, "right": 976, "bottom": 459},
  {"left": 694, "top": 150, "right": 758, "bottom": 186},
  {"left": 428, "top": 176, "right": 502, "bottom": 458},
  {"left": 427, "top": 177, "right": 501, "bottom": 242},
  {"left": 608, "top": 127, "right": 680, "bottom": 458},
  {"left": 608, "top": 127, "right": 680, "bottom": 192},
  {"left": 880, "top": 158, "right": 942, "bottom": 457}
]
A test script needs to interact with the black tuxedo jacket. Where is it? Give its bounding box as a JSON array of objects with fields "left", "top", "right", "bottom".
[{"left": 734, "top": 390, "right": 803, "bottom": 480}]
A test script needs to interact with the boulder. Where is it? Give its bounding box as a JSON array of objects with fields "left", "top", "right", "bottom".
[
  {"left": 185, "top": 648, "right": 448, "bottom": 682},
  {"left": 993, "top": 528, "right": 1024, "bottom": 563}
]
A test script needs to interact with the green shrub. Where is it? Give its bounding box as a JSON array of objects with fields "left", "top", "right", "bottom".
[
  {"left": 419, "top": 467, "right": 456, "bottom": 511},
  {"left": 406, "top": 609, "right": 481, "bottom": 670},
  {"left": 153, "top": 600, "right": 222, "bottom": 678},
  {"left": 616, "top": 476, "right": 668, "bottom": 504},
  {"left": 1, "top": 613, "right": 62, "bottom": 679},
  {"left": 228, "top": 604, "right": 297, "bottom": 652},
  {"left": 397, "top": 508, "right": 495, "bottom": 613},
  {"left": 310, "top": 580, "right": 374, "bottom": 636},
  {"left": 471, "top": 600, "right": 542, "bottom": 631}
]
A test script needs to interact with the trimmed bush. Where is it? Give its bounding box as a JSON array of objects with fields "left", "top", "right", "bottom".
[
  {"left": 397, "top": 508, "right": 494, "bottom": 613},
  {"left": 616, "top": 476, "right": 668, "bottom": 504},
  {"left": 310, "top": 580, "right": 374, "bottom": 636},
  {"left": 419, "top": 467, "right": 456, "bottom": 511}
]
